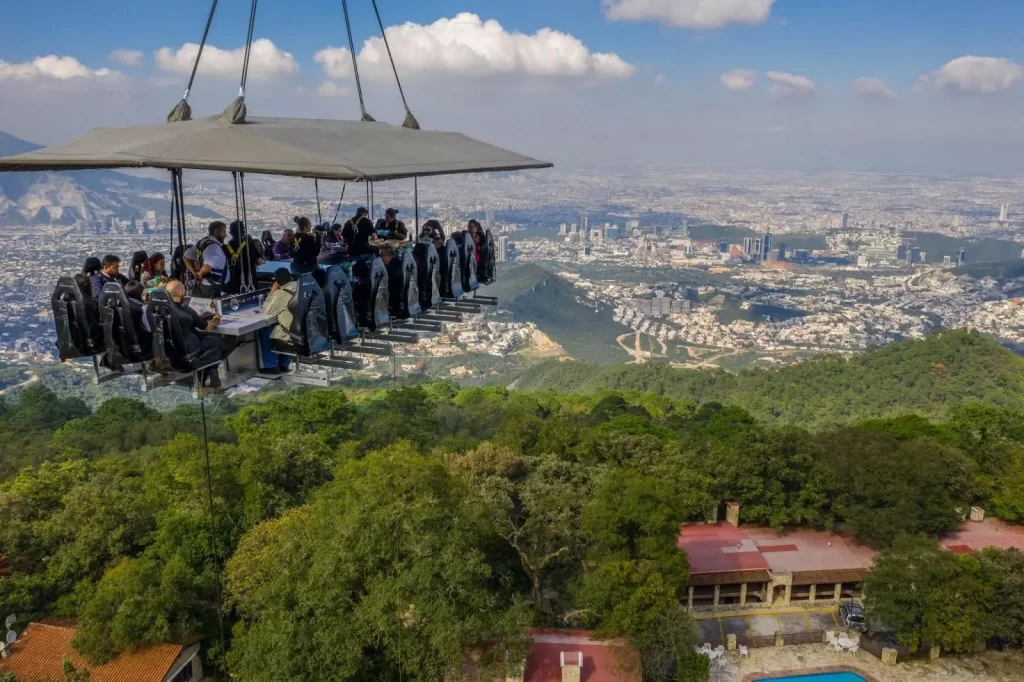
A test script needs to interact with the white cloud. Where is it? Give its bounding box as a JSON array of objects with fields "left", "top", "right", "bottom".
[
  {"left": 603, "top": 0, "right": 775, "bottom": 29},
  {"left": 0, "top": 55, "right": 121, "bottom": 81},
  {"left": 108, "top": 49, "right": 144, "bottom": 67},
  {"left": 721, "top": 68, "right": 756, "bottom": 91},
  {"left": 767, "top": 71, "right": 815, "bottom": 96},
  {"left": 315, "top": 13, "right": 634, "bottom": 81},
  {"left": 852, "top": 77, "right": 895, "bottom": 99},
  {"left": 933, "top": 56, "right": 1023, "bottom": 94},
  {"left": 316, "top": 81, "right": 351, "bottom": 98},
  {"left": 653, "top": 73, "right": 667, "bottom": 86},
  {"left": 155, "top": 38, "right": 299, "bottom": 80}
]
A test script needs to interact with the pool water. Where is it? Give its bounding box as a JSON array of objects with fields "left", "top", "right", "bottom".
[{"left": 756, "top": 674, "right": 866, "bottom": 682}]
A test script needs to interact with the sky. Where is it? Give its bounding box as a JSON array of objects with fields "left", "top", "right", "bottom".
[{"left": 1, "top": 0, "right": 1024, "bottom": 174}]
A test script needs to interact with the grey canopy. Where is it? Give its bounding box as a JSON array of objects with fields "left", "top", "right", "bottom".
[{"left": 0, "top": 116, "right": 552, "bottom": 181}]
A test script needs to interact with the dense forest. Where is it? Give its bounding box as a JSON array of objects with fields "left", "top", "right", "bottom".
[
  {"left": 514, "top": 330, "right": 1024, "bottom": 427},
  {"left": 1, "top": 331, "right": 1024, "bottom": 680}
]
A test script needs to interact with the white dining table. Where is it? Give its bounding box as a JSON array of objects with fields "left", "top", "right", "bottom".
[{"left": 836, "top": 636, "right": 856, "bottom": 650}]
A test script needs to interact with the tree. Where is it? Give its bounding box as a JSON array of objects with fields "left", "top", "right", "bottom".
[
  {"left": 992, "top": 450, "right": 1024, "bottom": 522},
  {"left": 73, "top": 555, "right": 209, "bottom": 664},
  {"left": 823, "top": 432, "right": 977, "bottom": 546},
  {"left": 977, "top": 548, "right": 1024, "bottom": 646},
  {"left": 864, "top": 535, "right": 997, "bottom": 653},
  {"left": 229, "top": 389, "right": 358, "bottom": 449},
  {"left": 7, "top": 386, "right": 89, "bottom": 434},
  {"left": 0, "top": 670, "right": 19, "bottom": 682},
  {"left": 226, "top": 444, "right": 530, "bottom": 682},
  {"left": 450, "top": 444, "right": 593, "bottom": 617},
  {"left": 62, "top": 659, "right": 90, "bottom": 682}
]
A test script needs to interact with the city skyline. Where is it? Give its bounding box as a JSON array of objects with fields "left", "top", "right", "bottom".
[{"left": 1, "top": 1, "right": 1024, "bottom": 174}]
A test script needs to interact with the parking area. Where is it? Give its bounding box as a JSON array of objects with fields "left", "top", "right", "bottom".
[{"left": 696, "top": 610, "right": 839, "bottom": 643}]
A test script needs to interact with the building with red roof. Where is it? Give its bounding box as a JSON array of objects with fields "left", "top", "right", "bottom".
[
  {"left": 518, "top": 630, "right": 640, "bottom": 682},
  {"left": 0, "top": 622, "right": 201, "bottom": 682},
  {"left": 679, "top": 503, "right": 1024, "bottom": 612}
]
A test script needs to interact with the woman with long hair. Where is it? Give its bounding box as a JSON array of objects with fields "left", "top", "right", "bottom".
[{"left": 139, "top": 252, "right": 168, "bottom": 288}]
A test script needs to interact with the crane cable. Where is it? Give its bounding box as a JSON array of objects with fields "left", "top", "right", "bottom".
[
  {"left": 369, "top": 0, "right": 419, "bottom": 129},
  {"left": 341, "top": 0, "right": 375, "bottom": 122},
  {"left": 199, "top": 396, "right": 229, "bottom": 675},
  {"left": 167, "top": 0, "right": 220, "bottom": 122},
  {"left": 238, "top": 0, "right": 259, "bottom": 98}
]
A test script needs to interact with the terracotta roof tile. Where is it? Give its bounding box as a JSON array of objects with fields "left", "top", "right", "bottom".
[
  {"left": 689, "top": 569, "right": 771, "bottom": 586},
  {"left": 0, "top": 623, "right": 184, "bottom": 682},
  {"left": 790, "top": 569, "right": 867, "bottom": 586}
]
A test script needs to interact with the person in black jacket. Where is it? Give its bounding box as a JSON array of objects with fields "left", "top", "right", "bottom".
[
  {"left": 89, "top": 254, "right": 129, "bottom": 300},
  {"left": 165, "top": 280, "right": 237, "bottom": 388}
]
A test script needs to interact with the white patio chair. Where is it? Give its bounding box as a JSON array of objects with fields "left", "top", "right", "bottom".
[
  {"left": 738, "top": 645, "right": 749, "bottom": 658},
  {"left": 848, "top": 642, "right": 860, "bottom": 657}
]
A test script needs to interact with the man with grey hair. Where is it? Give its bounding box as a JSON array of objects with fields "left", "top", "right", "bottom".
[{"left": 165, "top": 280, "right": 236, "bottom": 388}]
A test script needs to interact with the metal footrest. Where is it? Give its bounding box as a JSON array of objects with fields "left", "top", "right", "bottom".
[
  {"left": 471, "top": 295, "right": 498, "bottom": 306},
  {"left": 338, "top": 341, "right": 392, "bottom": 357},
  {"left": 396, "top": 320, "right": 442, "bottom": 333},
  {"left": 420, "top": 311, "right": 461, "bottom": 322}
]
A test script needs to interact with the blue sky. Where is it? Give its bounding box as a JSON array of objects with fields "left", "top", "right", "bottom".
[{"left": 2, "top": 0, "right": 1024, "bottom": 172}]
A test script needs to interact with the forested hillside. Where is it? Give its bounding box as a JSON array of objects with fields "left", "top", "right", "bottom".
[
  {"left": 514, "top": 330, "right": 1024, "bottom": 427},
  {"left": 2, "top": 368, "right": 1024, "bottom": 680}
]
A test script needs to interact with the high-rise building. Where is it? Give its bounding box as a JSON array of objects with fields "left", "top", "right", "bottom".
[
  {"left": 842, "top": 212, "right": 850, "bottom": 230},
  {"left": 626, "top": 219, "right": 640, "bottom": 231},
  {"left": 956, "top": 249, "right": 966, "bottom": 267},
  {"left": 943, "top": 256, "right": 952, "bottom": 267},
  {"left": 897, "top": 244, "right": 908, "bottom": 262},
  {"left": 777, "top": 243, "right": 788, "bottom": 261},
  {"left": 559, "top": 223, "right": 568, "bottom": 236},
  {"left": 497, "top": 235, "right": 509, "bottom": 263},
  {"left": 718, "top": 242, "right": 729, "bottom": 254},
  {"left": 761, "top": 233, "right": 773, "bottom": 262},
  {"left": 570, "top": 223, "right": 578, "bottom": 235},
  {"left": 581, "top": 215, "right": 589, "bottom": 235},
  {"left": 486, "top": 210, "right": 495, "bottom": 225},
  {"left": 908, "top": 246, "right": 921, "bottom": 265},
  {"left": 1000, "top": 204, "right": 1009, "bottom": 222}
]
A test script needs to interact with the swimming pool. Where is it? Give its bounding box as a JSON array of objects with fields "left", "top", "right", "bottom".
[{"left": 755, "top": 674, "right": 866, "bottom": 682}]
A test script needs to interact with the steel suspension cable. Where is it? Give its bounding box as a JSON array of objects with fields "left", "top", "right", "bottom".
[
  {"left": 168, "top": 0, "right": 220, "bottom": 122},
  {"left": 239, "top": 172, "right": 254, "bottom": 293},
  {"left": 369, "top": 0, "right": 419, "bottom": 129},
  {"left": 331, "top": 182, "right": 348, "bottom": 224},
  {"left": 341, "top": 0, "right": 375, "bottom": 121},
  {"left": 199, "top": 396, "right": 229, "bottom": 675},
  {"left": 239, "top": 0, "right": 260, "bottom": 97}
]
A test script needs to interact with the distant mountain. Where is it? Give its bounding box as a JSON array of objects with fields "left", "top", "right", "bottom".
[
  {"left": 490, "top": 263, "right": 630, "bottom": 364},
  {"left": 513, "top": 329, "right": 1024, "bottom": 427},
  {"left": 0, "top": 130, "right": 219, "bottom": 226}
]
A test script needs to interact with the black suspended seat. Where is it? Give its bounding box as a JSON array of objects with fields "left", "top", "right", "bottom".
[
  {"left": 128, "top": 251, "right": 148, "bottom": 282},
  {"left": 51, "top": 276, "right": 104, "bottom": 360},
  {"left": 270, "top": 272, "right": 330, "bottom": 356},
  {"left": 352, "top": 256, "right": 390, "bottom": 331},
  {"left": 148, "top": 289, "right": 199, "bottom": 374},
  {"left": 479, "top": 230, "right": 497, "bottom": 285},
  {"left": 457, "top": 232, "right": 480, "bottom": 293},
  {"left": 99, "top": 282, "right": 152, "bottom": 368},
  {"left": 414, "top": 242, "right": 442, "bottom": 310},
  {"left": 324, "top": 265, "right": 359, "bottom": 343},
  {"left": 387, "top": 249, "right": 422, "bottom": 319},
  {"left": 438, "top": 238, "right": 464, "bottom": 299}
]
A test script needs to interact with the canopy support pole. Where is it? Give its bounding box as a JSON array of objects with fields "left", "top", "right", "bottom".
[
  {"left": 414, "top": 177, "right": 419, "bottom": 236},
  {"left": 366, "top": 182, "right": 371, "bottom": 218},
  {"left": 239, "top": 172, "right": 253, "bottom": 293}
]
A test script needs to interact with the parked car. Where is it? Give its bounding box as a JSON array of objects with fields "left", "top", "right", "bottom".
[{"left": 839, "top": 602, "right": 866, "bottom": 632}]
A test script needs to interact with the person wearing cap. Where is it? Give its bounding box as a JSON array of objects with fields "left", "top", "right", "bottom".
[
  {"left": 257, "top": 268, "right": 297, "bottom": 375},
  {"left": 375, "top": 207, "right": 408, "bottom": 241}
]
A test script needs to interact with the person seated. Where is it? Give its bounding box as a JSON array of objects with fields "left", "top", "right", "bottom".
[
  {"left": 467, "top": 219, "right": 482, "bottom": 240},
  {"left": 184, "top": 221, "right": 231, "bottom": 298},
  {"left": 375, "top": 207, "right": 408, "bottom": 241},
  {"left": 379, "top": 246, "right": 396, "bottom": 266},
  {"left": 83, "top": 256, "right": 102, "bottom": 276},
  {"left": 292, "top": 216, "right": 320, "bottom": 273},
  {"left": 74, "top": 273, "right": 103, "bottom": 346},
  {"left": 224, "top": 220, "right": 265, "bottom": 295},
  {"left": 90, "top": 254, "right": 129, "bottom": 300},
  {"left": 257, "top": 268, "right": 297, "bottom": 375},
  {"left": 471, "top": 231, "right": 483, "bottom": 263},
  {"left": 123, "top": 280, "right": 153, "bottom": 344},
  {"left": 272, "top": 228, "right": 295, "bottom": 260},
  {"left": 323, "top": 223, "right": 346, "bottom": 251},
  {"left": 261, "top": 230, "right": 277, "bottom": 256},
  {"left": 139, "top": 252, "right": 168, "bottom": 289},
  {"left": 165, "top": 280, "right": 237, "bottom": 388}
]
